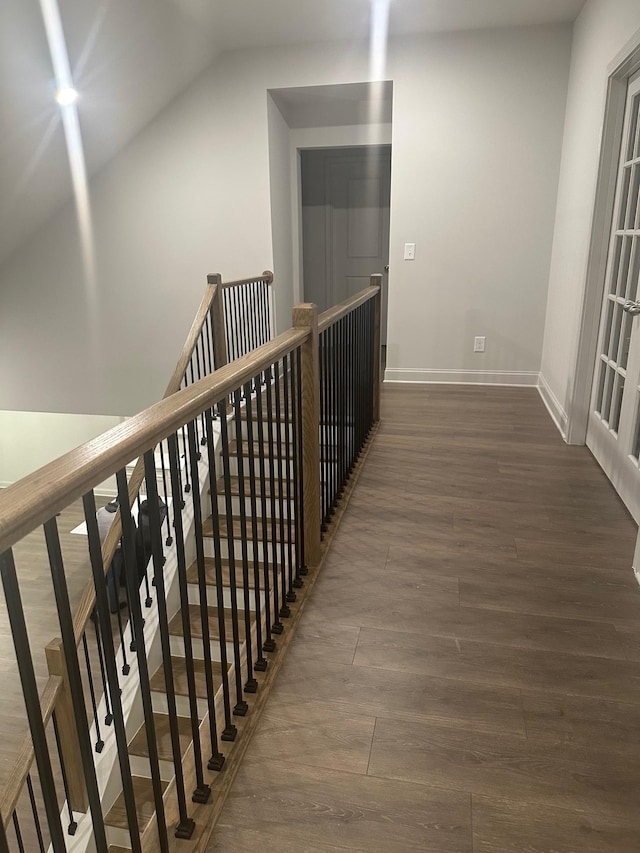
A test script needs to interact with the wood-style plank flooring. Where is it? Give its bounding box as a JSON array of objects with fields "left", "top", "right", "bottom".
[{"left": 209, "top": 385, "right": 640, "bottom": 853}]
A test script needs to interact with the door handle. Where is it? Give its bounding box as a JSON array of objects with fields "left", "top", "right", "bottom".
[
  {"left": 384, "top": 265, "right": 389, "bottom": 272},
  {"left": 623, "top": 300, "right": 640, "bottom": 315}
]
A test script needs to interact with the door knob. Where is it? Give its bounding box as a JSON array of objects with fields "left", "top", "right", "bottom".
[
  {"left": 384, "top": 264, "right": 389, "bottom": 272},
  {"left": 623, "top": 300, "right": 640, "bottom": 315}
]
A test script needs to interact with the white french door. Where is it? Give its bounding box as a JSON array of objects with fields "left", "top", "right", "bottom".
[{"left": 587, "top": 71, "right": 640, "bottom": 522}]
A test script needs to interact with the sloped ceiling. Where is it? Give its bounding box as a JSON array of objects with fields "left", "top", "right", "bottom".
[{"left": 0, "top": 0, "right": 585, "bottom": 268}]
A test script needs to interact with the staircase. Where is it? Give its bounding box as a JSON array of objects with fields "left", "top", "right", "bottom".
[
  {"left": 101, "top": 384, "right": 300, "bottom": 851},
  {"left": 0, "top": 274, "right": 381, "bottom": 853}
]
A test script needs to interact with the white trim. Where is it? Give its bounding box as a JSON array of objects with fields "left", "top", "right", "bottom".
[
  {"left": 383, "top": 368, "right": 539, "bottom": 387},
  {"left": 537, "top": 373, "right": 568, "bottom": 439}
]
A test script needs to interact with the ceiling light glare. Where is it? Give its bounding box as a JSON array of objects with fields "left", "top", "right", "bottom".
[{"left": 55, "top": 85, "right": 79, "bottom": 107}]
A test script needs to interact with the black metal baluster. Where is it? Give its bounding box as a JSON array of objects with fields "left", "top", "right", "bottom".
[
  {"left": 202, "top": 412, "right": 237, "bottom": 744},
  {"left": 244, "top": 283, "right": 254, "bottom": 356},
  {"left": 83, "top": 491, "right": 143, "bottom": 853},
  {"left": 254, "top": 371, "right": 275, "bottom": 651},
  {"left": 265, "top": 279, "right": 273, "bottom": 340},
  {"left": 260, "top": 279, "right": 267, "bottom": 342},
  {"left": 290, "top": 348, "right": 304, "bottom": 587},
  {"left": 168, "top": 432, "right": 226, "bottom": 773},
  {"left": 349, "top": 311, "right": 356, "bottom": 471},
  {"left": 356, "top": 307, "right": 361, "bottom": 452},
  {"left": 264, "top": 366, "right": 283, "bottom": 635},
  {"left": 196, "top": 335, "right": 208, "bottom": 442},
  {"left": 188, "top": 358, "right": 202, "bottom": 449},
  {"left": 320, "top": 330, "right": 329, "bottom": 530},
  {"left": 116, "top": 469, "right": 170, "bottom": 853},
  {"left": 330, "top": 322, "right": 338, "bottom": 514},
  {"left": 26, "top": 774, "right": 45, "bottom": 852},
  {"left": 251, "top": 282, "right": 260, "bottom": 352},
  {"left": 158, "top": 440, "right": 173, "bottom": 547},
  {"left": 243, "top": 378, "right": 268, "bottom": 668},
  {"left": 12, "top": 812, "right": 24, "bottom": 853},
  {"left": 0, "top": 548, "right": 65, "bottom": 852},
  {"left": 180, "top": 426, "right": 191, "bottom": 493},
  {"left": 337, "top": 316, "right": 346, "bottom": 496},
  {"left": 282, "top": 353, "right": 296, "bottom": 602},
  {"left": 232, "top": 388, "right": 258, "bottom": 692},
  {"left": 190, "top": 413, "right": 242, "bottom": 733},
  {"left": 217, "top": 402, "right": 249, "bottom": 715},
  {"left": 232, "top": 286, "right": 242, "bottom": 360},
  {"left": 143, "top": 450, "right": 201, "bottom": 835},
  {"left": 204, "top": 313, "right": 214, "bottom": 376},
  {"left": 273, "top": 361, "right": 290, "bottom": 619},
  {"left": 240, "top": 284, "right": 250, "bottom": 358},
  {"left": 92, "top": 614, "right": 113, "bottom": 724},
  {"left": 225, "top": 288, "right": 234, "bottom": 361},
  {"left": 81, "top": 632, "right": 104, "bottom": 752},
  {"left": 295, "top": 347, "right": 308, "bottom": 577},
  {"left": 136, "top": 494, "right": 153, "bottom": 609},
  {"left": 42, "top": 516, "right": 112, "bottom": 850},
  {"left": 51, "top": 712, "right": 78, "bottom": 834}
]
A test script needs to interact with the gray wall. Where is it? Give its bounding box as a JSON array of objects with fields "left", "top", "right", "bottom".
[{"left": 0, "top": 24, "right": 572, "bottom": 415}]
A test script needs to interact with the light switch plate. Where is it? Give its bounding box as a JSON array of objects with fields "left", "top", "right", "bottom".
[{"left": 404, "top": 243, "right": 416, "bottom": 260}]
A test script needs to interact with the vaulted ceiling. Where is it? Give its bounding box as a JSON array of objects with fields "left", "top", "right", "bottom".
[{"left": 0, "top": 0, "right": 585, "bottom": 269}]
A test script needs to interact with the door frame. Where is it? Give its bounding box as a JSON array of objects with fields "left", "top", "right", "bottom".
[
  {"left": 567, "top": 28, "right": 640, "bottom": 444},
  {"left": 289, "top": 126, "right": 393, "bottom": 309}
]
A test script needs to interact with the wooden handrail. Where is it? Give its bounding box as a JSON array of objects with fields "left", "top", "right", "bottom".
[
  {"left": 0, "top": 327, "right": 307, "bottom": 558},
  {"left": 219, "top": 270, "right": 273, "bottom": 289},
  {"left": 318, "top": 285, "right": 380, "bottom": 333},
  {"left": 0, "top": 675, "right": 62, "bottom": 829},
  {"left": 164, "top": 280, "right": 219, "bottom": 398}
]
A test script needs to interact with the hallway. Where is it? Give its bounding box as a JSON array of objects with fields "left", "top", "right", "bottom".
[{"left": 209, "top": 384, "right": 640, "bottom": 852}]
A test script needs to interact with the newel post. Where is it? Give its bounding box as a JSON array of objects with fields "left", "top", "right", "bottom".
[
  {"left": 293, "top": 303, "right": 322, "bottom": 568},
  {"left": 370, "top": 273, "right": 383, "bottom": 422},
  {"left": 207, "top": 272, "right": 228, "bottom": 370},
  {"left": 45, "top": 639, "right": 89, "bottom": 815}
]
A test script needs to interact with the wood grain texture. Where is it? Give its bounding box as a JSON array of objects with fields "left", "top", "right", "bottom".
[
  {"left": 0, "top": 326, "right": 308, "bottom": 554},
  {"left": 211, "top": 384, "right": 640, "bottom": 853},
  {"left": 317, "top": 285, "right": 379, "bottom": 333}
]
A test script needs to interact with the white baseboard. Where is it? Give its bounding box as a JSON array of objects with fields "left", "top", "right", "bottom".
[
  {"left": 537, "top": 373, "right": 568, "bottom": 440},
  {"left": 383, "top": 368, "right": 539, "bottom": 387}
]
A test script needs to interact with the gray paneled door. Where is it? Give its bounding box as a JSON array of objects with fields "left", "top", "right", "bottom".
[{"left": 301, "top": 146, "right": 391, "bottom": 341}]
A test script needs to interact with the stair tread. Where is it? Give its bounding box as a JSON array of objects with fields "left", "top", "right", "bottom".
[
  {"left": 186, "top": 557, "right": 266, "bottom": 589},
  {"left": 150, "top": 655, "right": 227, "bottom": 699},
  {"left": 204, "top": 515, "right": 294, "bottom": 543},
  {"left": 128, "top": 712, "right": 194, "bottom": 762},
  {"left": 105, "top": 775, "right": 169, "bottom": 832},
  {"left": 168, "top": 603, "right": 249, "bottom": 642}
]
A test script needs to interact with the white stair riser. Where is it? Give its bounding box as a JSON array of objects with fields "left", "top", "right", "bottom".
[
  {"left": 152, "top": 689, "right": 210, "bottom": 721},
  {"left": 129, "top": 754, "right": 175, "bottom": 784},
  {"left": 238, "top": 420, "right": 295, "bottom": 443},
  {"left": 216, "top": 492, "right": 296, "bottom": 519},
  {"left": 203, "top": 535, "right": 294, "bottom": 561},
  {"left": 187, "top": 582, "right": 264, "bottom": 611},
  {"left": 227, "top": 456, "right": 295, "bottom": 479},
  {"left": 169, "top": 633, "right": 235, "bottom": 663}
]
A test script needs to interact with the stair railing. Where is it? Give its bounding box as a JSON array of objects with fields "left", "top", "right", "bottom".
[
  {"left": 0, "top": 270, "right": 274, "bottom": 851},
  {"left": 0, "top": 275, "right": 380, "bottom": 852}
]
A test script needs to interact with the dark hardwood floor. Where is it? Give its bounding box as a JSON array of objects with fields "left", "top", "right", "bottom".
[{"left": 209, "top": 384, "right": 640, "bottom": 853}]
